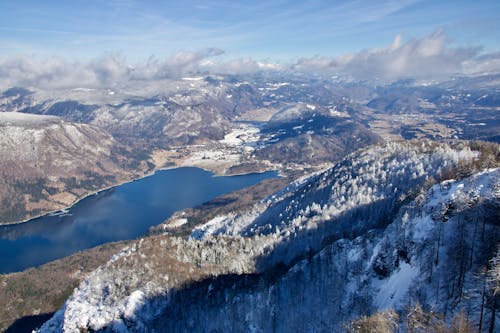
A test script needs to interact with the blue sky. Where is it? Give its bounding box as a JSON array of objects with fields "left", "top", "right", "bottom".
[
  {"left": 1, "top": 0, "right": 499, "bottom": 61},
  {"left": 0, "top": 0, "right": 499, "bottom": 88}
]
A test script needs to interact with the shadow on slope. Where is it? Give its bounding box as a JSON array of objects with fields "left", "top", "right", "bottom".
[
  {"left": 99, "top": 190, "right": 416, "bottom": 332},
  {"left": 120, "top": 197, "right": 499, "bottom": 332}
]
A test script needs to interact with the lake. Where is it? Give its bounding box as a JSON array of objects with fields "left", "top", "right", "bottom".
[{"left": 0, "top": 167, "right": 277, "bottom": 274}]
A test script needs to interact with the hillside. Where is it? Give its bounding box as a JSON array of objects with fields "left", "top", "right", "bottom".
[
  {"left": 38, "top": 141, "right": 500, "bottom": 332},
  {"left": 0, "top": 112, "right": 143, "bottom": 224}
]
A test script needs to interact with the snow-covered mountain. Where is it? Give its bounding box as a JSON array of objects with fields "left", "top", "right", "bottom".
[{"left": 39, "top": 141, "right": 499, "bottom": 332}]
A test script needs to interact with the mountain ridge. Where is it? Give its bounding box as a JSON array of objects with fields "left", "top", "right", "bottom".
[
  {"left": 38, "top": 140, "right": 500, "bottom": 332},
  {"left": 0, "top": 112, "right": 146, "bottom": 224}
]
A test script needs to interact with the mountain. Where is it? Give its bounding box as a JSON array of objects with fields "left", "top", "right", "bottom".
[
  {"left": 2, "top": 73, "right": 498, "bottom": 174},
  {"left": 0, "top": 112, "right": 144, "bottom": 224},
  {"left": 38, "top": 140, "right": 499, "bottom": 332},
  {"left": 0, "top": 75, "right": 386, "bottom": 222},
  {"left": 255, "top": 103, "right": 382, "bottom": 164}
]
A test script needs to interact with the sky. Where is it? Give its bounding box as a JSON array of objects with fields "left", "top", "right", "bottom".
[{"left": 0, "top": 0, "right": 499, "bottom": 87}]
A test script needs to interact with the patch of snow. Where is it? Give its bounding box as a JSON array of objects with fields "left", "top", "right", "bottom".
[
  {"left": 191, "top": 215, "right": 233, "bottom": 240},
  {"left": 219, "top": 125, "right": 260, "bottom": 147},
  {"left": 124, "top": 290, "right": 145, "bottom": 319},
  {"left": 167, "top": 218, "right": 188, "bottom": 228},
  {"left": 408, "top": 216, "right": 435, "bottom": 242},
  {"left": 182, "top": 149, "right": 240, "bottom": 166},
  {"left": 72, "top": 87, "right": 95, "bottom": 92},
  {"left": 374, "top": 262, "right": 419, "bottom": 309},
  {"left": 347, "top": 247, "right": 362, "bottom": 262}
]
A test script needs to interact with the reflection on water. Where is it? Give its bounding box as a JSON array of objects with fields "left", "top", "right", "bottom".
[{"left": 0, "top": 167, "right": 276, "bottom": 273}]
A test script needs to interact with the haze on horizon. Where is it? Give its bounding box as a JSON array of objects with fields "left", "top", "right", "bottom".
[{"left": 0, "top": 0, "right": 499, "bottom": 88}]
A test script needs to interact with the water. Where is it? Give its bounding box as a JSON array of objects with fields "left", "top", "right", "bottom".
[{"left": 0, "top": 167, "right": 276, "bottom": 274}]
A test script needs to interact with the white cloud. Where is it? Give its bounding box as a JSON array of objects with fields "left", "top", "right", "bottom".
[
  {"left": 292, "top": 29, "right": 499, "bottom": 80},
  {"left": 0, "top": 56, "right": 97, "bottom": 89},
  {"left": 0, "top": 49, "right": 285, "bottom": 90},
  {"left": 204, "top": 57, "right": 283, "bottom": 75},
  {"left": 462, "top": 52, "right": 500, "bottom": 75},
  {"left": 153, "top": 48, "right": 225, "bottom": 78},
  {"left": 0, "top": 30, "right": 499, "bottom": 90},
  {"left": 0, "top": 49, "right": 226, "bottom": 90}
]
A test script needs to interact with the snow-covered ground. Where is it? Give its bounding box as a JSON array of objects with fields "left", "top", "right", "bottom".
[
  {"left": 218, "top": 124, "right": 260, "bottom": 148},
  {"left": 180, "top": 148, "right": 241, "bottom": 173}
]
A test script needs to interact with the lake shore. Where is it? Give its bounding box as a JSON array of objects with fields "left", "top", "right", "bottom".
[{"left": 0, "top": 158, "right": 277, "bottom": 227}]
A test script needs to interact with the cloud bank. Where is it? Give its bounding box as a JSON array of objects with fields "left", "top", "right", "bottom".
[
  {"left": 293, "top": 29, "right": 499, "bottom": 80},
  {"left": 0, "top": 30, "right": 499, "bottom": 90},
  {"left": 0, "top": 49, "right": 226, "bottom": 90}
]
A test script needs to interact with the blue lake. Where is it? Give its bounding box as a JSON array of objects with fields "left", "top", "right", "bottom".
[{"left": 0, "top": 167, "right": 276, "bottom": 274}]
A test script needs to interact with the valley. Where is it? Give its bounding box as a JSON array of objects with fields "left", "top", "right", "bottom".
[{"left": 0, "top": 73, "right": 499, "bottom": 332}]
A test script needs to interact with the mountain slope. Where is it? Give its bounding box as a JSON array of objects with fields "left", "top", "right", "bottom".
[
  {"left": 38, "top": 140, "right": 499, "bottom": 332},
  {"left": 0, "top": 112, "right": 139, "bottom": 224},
  {"left": 153, "top": 169, "right": 499, "bottom": 332}
]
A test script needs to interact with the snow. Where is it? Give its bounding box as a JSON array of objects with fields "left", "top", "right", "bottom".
[
  {"left": 191, "top": 214, "right": 235, "bottom": 239},
  {"left": 124, "top": 290, "right": 145, "bottom": 318},
  {"left": 368, "top": 243, "right": 382, "bottom": 266},
  {"left": 374, "top": 262, "right": 419, "bottom": 309},
  {"left": 408, "top": 216, "right": 435, "bottom": 241},
  {"left": 219, "top": 125, "right": 260, "bottom": 147},
  {"left": 0, "top": 111, "right": 59, "bottom": 126},
  {"left": 166, "top": 218, "right": 188, "bottom": 228},
  {"left": 0, "top": 114, "right": 114, "bottom": 164},
  {"left": 347, "top": 247, "right": 362, "bottom": 262},
  {"left": 263, "top": 82, "right": 290, "bottom": 91},
  {"left": 72, "top": 87, "right": 94, "bottom": 92},
  {"left": 181, "top": 149, "right": 241, "bottom": 166},
  {"left": 427, "top": 167, "right": 499, "bottom": 208}
]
